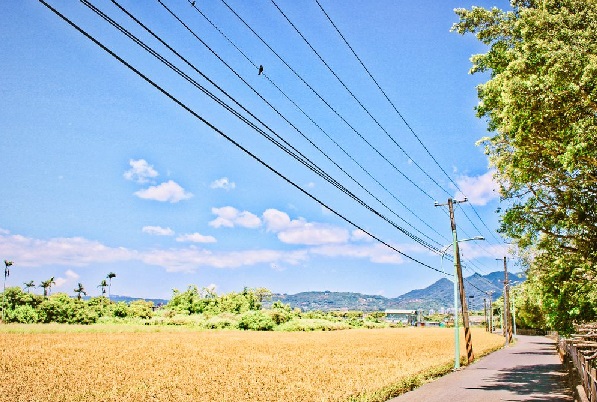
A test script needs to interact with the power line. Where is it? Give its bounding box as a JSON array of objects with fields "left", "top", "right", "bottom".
[
  {"left": 38, "top": 0, "right": 451, "bottom": 277},
  {"left": 81, "top": 0, "right": 446, "bottom": 256},
  {"left": 184, "top": 0, "right": 450, "bottom": 244},
  {"left": 218, "top": 0, "right": 437, "bottom": 201},
  {"left": 315, "top": 0, "right": 504, "bottom": 245},
  {"left": 149, "top": 0, "right": 445, "bottom": 248},
  {"left": 271, "top": 0, "right": 448, "bottom": 195}
]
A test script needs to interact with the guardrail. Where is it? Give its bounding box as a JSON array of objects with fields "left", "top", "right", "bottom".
[{"left": 558, "top": 324, "right": 597, "bottom": 402}]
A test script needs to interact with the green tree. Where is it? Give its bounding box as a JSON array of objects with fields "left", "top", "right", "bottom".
[
  {"left": 106, "top": 272, "right": 116, "bottom": 301},
  {"left": 39, "top": 277, "right": 55, "bottom": 298},
  {"left": 38, "top": 293, "right": 97, "bottom": 324},
  {"left": 98, "top": 279, "right": 108, "bottom": 297},
  {"left": 23, "top": 281, "right": 36, "bottom": 293},
  {"left": 74, "top": 283, "right": 87, "bottom": 300},
  {"left": 2, "top": 260, "right": 14, "bottom": 321},
  {"left": 453, "top": 0, "right": 597, "bottom": 333},
  {"left": 511, "top": 280, "right": 547, "bottom": 330},
  {"left": 254, "top": 287, "right": 273, "bottom": 303}
]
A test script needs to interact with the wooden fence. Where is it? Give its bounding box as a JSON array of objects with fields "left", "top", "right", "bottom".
[{"left": 558, "top": 324, "right": 597, "bottom": 402}]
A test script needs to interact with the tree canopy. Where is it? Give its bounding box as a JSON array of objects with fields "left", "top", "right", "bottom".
[{"left": 453, "top": 0, "right": 597, "bottom": 333}]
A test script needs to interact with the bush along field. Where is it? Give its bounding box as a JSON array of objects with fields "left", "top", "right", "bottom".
[{"left": 0, "top": 285, "right": 392, "bottom": 331}]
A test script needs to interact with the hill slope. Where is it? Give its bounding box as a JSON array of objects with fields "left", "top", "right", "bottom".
[{"left": 268, "top": 271, "right": 523, "bottom": 312}]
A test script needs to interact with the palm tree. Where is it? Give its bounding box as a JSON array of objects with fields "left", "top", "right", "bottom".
[
  {"left": 106, "top": 272, "right": 116, "bottom": 301},
  {"left": 39, "top": 277, "right": 55, "bottom": 298},
  {"left": 98, "top": 279, "right": 108, "bottom": 297},
  {"left": 4, "top": 260, "right": 13, "bottom": 279},
  {"left": 2, "top": 260, "right": 14, "bottom": 322},
  {"left": 23, "top": 281, "right": 35, "bottom": 293},
  {"left": 74, "top": 283, "right": 87, "bottom": 300}
]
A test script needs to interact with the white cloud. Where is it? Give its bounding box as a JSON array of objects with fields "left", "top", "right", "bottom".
[
  {"left": 0, "top": 233, "right": 136, "bottom": 267},
  {"left": 277, "top": 224, "right": 349, "bottom": 245},
  {"left": 351, "top": 229, "right": 373, "bottom": 242},
  {"left": 176, "top": 233, "right": 217, "bottom": 243},
  {"left": 0, "top": 203, "right": 437, "bottom": 276},
  {"left": 54, "top": 269, "right": 80, "bottom": 289},
  {"left": 134, "top": 180, "right": 193, "bottom": 203},
  {"left": 210, "top": 177, "right": 236, "bottom": 191},
  {"left": 140, "top": 248, "right": 308, "bottom": 273},
  {"left": 454, "top": 170, "right": 499, "bottom": 206},
  {"left": 458, "top": 242, "right": 510, "bottom": 260},
  {"left": 123, "top": 159, "right": 159, "bottom": 184},
  {"left": 262, "top": 209, "right": 292, "bottom": 232},
  {"left": 262, "top": 209, "right": 349, "bottom": 245},
  {"left": 209, "top": 207, "right": 261, "bottom": 229},
  {"left": 310, "top": 243, "right": 404, "bottom": 264},
  {"left": 142, "top": 226, "right": 175, "bottom": 236}
]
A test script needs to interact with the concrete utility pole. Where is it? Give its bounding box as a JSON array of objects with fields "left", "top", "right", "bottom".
[
  {"left": 488, "top": 290, "right": 494, "bottom": 333},
  {"left": 484, "top": 298, "right": 488, "bottom": 332},
  {"left": 500, "top": 257, "right": 513, "bottom": 345},
  {"left": 436, "top": 198, "right": 474, "bottom": 365}
]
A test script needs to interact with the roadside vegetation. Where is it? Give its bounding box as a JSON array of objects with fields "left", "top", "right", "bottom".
[{"left": 453, "top": 0, "right": 597, "bottom": 335}]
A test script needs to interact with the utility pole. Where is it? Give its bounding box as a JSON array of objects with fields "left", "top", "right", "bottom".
[
  {"left": 500, "top": 256, "right": 513, "bottom": 345},
  {"left": 511, "top": 288, "right": 517, "bottom": 336},
  {"left": 436, "top": 198, "right": 474, "bottom": 364},
  {"left": 488, "top": 290, "right": 494, "bottom": 332},
  {"left": 483, "top": 298, "right": 486, "bottom": 332}
]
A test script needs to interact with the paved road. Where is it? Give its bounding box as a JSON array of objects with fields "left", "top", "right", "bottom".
[{"left": 389, "top": 335, "right": 574, "bottom": 401}]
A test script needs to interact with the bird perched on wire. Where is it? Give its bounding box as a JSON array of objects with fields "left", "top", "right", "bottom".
[
  {"left": 258, "top": 65, "right": 264, "bottom": 75},
  {"left": 190, "top": 1, "right": 195, "bottom": 6}
]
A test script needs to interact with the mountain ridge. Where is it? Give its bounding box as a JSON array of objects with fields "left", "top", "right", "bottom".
[{"left": 267, "top": 271, "right": 523, "bottom": 312}]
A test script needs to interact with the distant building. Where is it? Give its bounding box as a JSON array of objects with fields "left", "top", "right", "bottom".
[{"left": 384, "top": 309, "right": 418, "bottom": 325}]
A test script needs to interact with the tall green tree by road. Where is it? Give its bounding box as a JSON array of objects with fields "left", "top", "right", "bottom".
[{"left": 453, "top": 0, "right": 597, "bottom": 333}]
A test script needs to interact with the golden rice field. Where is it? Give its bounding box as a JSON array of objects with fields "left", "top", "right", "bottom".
[{"left": 0, "top": 326, "right": 503, "bottom": 401}]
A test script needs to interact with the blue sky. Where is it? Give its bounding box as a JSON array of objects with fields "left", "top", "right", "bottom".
[{"left": 0, "top": 0, "right": 513, "bottom": 300}]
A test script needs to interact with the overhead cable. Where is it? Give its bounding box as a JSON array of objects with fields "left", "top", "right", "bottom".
[
  {"left": 37, "top": 0, "right": 451, "bottom": 276},
  {"left": 81, "top": 0, "right": 446, "bottom": 255}
]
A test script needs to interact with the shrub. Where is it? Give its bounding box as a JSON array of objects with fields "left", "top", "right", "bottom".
[
  {"left": 266, "top": 309, "right": 290, "bottom": 325},
  {"left": 128, "top": 300, "right": 154, "bottom": 319},
  {"left": 238, "top": 310, "right": 275, "bottom": 331},
  {"left": 204, "top": 314, "right": 239, "bottom": 330},
  {"left": 7, "top": 305, "right": 39, "bottom": 324},
  {"left": 276, "top": 319, "right": 351, "bottom": 332}
]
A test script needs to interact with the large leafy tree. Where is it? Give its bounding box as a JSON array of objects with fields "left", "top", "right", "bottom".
[{"left": 453, "top": 0, "right": 597, "bottom": 332}]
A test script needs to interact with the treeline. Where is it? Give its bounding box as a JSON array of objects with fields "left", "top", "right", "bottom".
[
  {"left": 0, "top": 285, "right": 390, "bottom": 331},
  {"left": 453, "top": 0, "right": 597, "bottom": 334},
  {"left": 1, "top": 286, "right": 153, "bottom": 324}
]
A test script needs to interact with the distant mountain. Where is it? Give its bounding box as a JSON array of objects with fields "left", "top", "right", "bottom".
[
  {"left": 268, "top": 291, "right": 391, "bottom": 312},
  {"left": 267, "top": 271, "right": 525, "bottom": 312},
  {"left": 108, "top": 295, "right": 169, "bottom": 306}
]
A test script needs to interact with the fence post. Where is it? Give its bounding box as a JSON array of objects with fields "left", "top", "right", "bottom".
[
  {"left": 583, "top": 359, "right": 591, "bottom": 402},
  {"left": 589, "top": 368, "right": 597, "bottom": 401}
]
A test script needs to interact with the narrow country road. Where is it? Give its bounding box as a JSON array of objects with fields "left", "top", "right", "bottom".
[{"left": 389, "top": 335, "right": 574, "bottom": 401}]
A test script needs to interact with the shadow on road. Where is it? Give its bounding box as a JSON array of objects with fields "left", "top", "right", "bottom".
[{"left": 466, "top": 363, "right": 572, "bottom": 401}]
